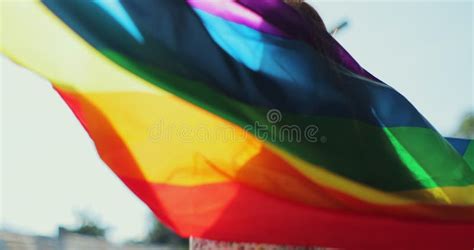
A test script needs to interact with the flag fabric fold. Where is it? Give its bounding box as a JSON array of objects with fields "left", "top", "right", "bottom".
[{"left": 1, "top": 0, "right": 473, "bottom": 248}]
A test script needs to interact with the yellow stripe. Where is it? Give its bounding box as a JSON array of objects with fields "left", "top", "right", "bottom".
[
  {"left": 0, "top": 0, "right": 163, "bottom": 94},
  {"left": 81, "top": 90, "right": 474, "bottom": 206},
  {"left": 270, "top": 144, "right": 474, "bottom": 205},
  {"left": 83, "top": 92, "right": 259, "bottom": 186},
  {"left": 396, "top": 185, "right": 474, "bottom": 204}
]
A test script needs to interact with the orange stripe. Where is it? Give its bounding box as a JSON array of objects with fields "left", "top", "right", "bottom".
[{"left": 54, "top": 86, "right": 474, "bottom": 222}]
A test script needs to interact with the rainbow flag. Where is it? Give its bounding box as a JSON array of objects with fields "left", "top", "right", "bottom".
[{"left": 1, "top": 0, "right": 473, "bottom": 248}]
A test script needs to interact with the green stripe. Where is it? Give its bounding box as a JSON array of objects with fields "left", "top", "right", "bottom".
[
  {"left": 102, "top": 49, "right": 474, "bottom": 191},
  {"left": 463, "top": 142, "right": 474, "bottom": 170}
]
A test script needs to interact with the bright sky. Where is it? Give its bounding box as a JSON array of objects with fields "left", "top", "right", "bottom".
[{"left": 1, "top": 1, "right": 473, "bottom": 243}]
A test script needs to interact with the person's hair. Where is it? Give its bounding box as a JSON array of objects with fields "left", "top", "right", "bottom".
[
  {"left": 284, "top": 0, "right": 326, "bottom": 33},
  {"left": 284, "top": 0, "right": 331, "bottom": 57}
]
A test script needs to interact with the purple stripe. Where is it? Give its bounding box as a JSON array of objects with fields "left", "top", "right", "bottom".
[
  {"left": 189, "top": 0, "right": 380, "bottom": 82},
  {"left": 238, "top": 0, "right": 312, "bottom": 41},
  {"left": 187, "top": 0, "right": 289, "bottom": 37},
  {"left": 238, "top": 0, "right": 379, "bottom": 82}
]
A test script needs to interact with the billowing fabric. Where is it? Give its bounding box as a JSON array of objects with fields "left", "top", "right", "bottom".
[{"left": 1, "top": 0, "right": 473, "bottom": 249}]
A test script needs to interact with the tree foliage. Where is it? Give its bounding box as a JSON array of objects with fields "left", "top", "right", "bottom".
[
  {"left": 145, "top": 214, "right": 188, "bottom": 247},
  {"left": 69, "top": 211, "right": 108, "bottom": 237},
  {"left": 454, "top": 112, "right": 474, "bottom": 138}
]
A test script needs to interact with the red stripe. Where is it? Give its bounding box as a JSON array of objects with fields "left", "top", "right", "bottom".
[{"left": 122, "top": 178, "right": 474, "bottom": 249}]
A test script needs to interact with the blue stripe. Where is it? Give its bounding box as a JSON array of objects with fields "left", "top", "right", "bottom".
[
  {"left": 445, "top": 137, "right": 472, "bottom": 156},
  {"left": 193, "top": 8, "right": 434, "bottom": 129},
  {"left": 94, "top": 0, "right": 144, "bottom": 43},
  {"left": 43, "top": 0, "right": 435, "bottom": 129}
]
